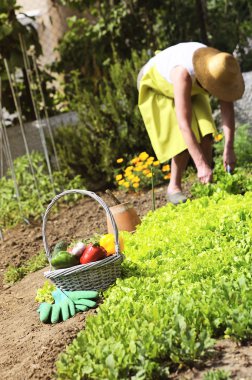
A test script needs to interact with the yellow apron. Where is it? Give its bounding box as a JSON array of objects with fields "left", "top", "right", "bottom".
[{"left": 138, "top": 65, "right": 217, "bottom": 163}]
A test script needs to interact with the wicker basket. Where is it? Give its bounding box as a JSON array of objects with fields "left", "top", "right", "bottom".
[{"left": 42, "top": 189, "right": 124, "bottom": 291}]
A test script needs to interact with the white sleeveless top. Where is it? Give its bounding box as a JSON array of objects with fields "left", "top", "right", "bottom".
[{"left": 138, "top": 42, "right": 206, "bottom": 89}]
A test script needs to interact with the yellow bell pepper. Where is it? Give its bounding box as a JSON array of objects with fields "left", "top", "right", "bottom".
[{"left": 99, "top": 233, "right": 124, "bottom": 255}]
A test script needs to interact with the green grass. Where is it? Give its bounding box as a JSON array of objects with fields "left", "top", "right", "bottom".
[{"left": 3, "top": 250, "right": 47, "bottom": 285}]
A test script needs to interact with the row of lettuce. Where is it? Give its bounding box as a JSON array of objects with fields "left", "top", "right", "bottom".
[{"left": 55, "top": 185, "right": 252, "bottom": 378}]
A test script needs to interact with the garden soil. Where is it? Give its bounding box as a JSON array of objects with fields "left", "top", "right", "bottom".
[{"left": 0, "top": 185, "right": 252, "bottom": 380}]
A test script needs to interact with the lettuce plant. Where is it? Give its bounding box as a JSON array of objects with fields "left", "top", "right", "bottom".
[{"left": 56, "top": 191, "right": 252, "bottom": 379}]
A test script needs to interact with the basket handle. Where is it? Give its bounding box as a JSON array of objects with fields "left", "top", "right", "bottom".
[{"left": 42, "top": 189, "right": 120, "bottom": 263}]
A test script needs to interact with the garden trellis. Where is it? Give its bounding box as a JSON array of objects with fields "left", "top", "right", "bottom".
[
  {"left": 0, "top": 79, "right": 29, "bottom": 233},
  {"left": 0, "top": 34, "right": 63, "bottom": 228}
]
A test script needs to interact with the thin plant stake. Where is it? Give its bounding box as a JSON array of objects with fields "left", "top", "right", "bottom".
[
  {"left": 31, "top": 51, "right": 60, "bottom": 171},
  {"left": 4, "top": 58, "right": 43, "bottom": 214},
  {"left": 19, "top": 34, "right": 55, "bottom": 192},
  {"left": 151, "top": 167, "right": 156, "bottom": 211},
  {"left": 0, "top": 79, "right": 30, "bottom": 224}
]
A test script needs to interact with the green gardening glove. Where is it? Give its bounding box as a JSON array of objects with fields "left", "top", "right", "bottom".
[
  {"left": 37, "top": 288, "right": 76, "bottom": 324},
  {"left": 64, "top": 290, "right": 99, "bottom": 312},
  {"left": 37, "top": 289, "right": 99, "bottom": 323}
]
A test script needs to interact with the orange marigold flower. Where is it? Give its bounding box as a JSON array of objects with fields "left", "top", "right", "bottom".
[
  {"left": 162, "top": 164, "right": 170, "bottom": 172},
  {"left": 143, "top": 169, "right": 151, "bottom": 175},
  {"left": 130, "top": 157, "right": 139, "bottom": 164},
  {"left": 214, "top": 133, "right": 223, "bottom": 142},
  {"left": 164, "top": 173, "right": 171, "bottom": 180},
  {"left": 116, "top": 158, "right": 124, "bottom": 163},
  {"left": 133, "top": 183, "right": 139, "bottom": 188}
]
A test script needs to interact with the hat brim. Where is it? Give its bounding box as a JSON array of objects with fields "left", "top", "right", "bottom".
[{"left": 193, "top": 47, "right": 245, "bottom": 102}]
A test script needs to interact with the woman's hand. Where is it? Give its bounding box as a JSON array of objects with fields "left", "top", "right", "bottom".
[
  {"left": 197, "top": 164, "right": 213, "bottom": 184},
  {"left": 223, "top": 146, "right": 236, "bottom": 172}
]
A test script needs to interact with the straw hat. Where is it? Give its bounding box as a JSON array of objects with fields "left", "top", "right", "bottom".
[{"left": 193, "top": 47, "right": 245, "bottom": 101}]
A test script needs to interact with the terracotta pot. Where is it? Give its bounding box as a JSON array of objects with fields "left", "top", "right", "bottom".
[{"left": 107, "top": 202, "right": 141, "bottom": 233}]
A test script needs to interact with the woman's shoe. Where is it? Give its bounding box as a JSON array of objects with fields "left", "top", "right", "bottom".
[{"left": 167, "top": 192, "right": 187, "bottom": 205}]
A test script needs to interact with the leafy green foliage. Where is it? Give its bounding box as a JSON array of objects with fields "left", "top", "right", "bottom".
[
  {"left": 190, "top": 161, "right": 252, "bottom": 198},
  {"left": 4, "top": 250, "right": 47, "bottom": 285},
  {"left": 54, "top": 0, "right": 252, "bottom": 99},
  {"left": 0, "top": 0, "right": 56, "bottom": 120},
  {"left": 55, "top": 190, "right": 252, "bottom": 379},
  {"left": 35, "top": 280, "right": 56, "bottom": 304},
  {"left": 0, "top": 152, "right": 85, "bottom": 228},
  {"left": 50, "top": 51, "right": 153, "bottom": 188},
  {"left": 214, "top": 124, "right": 252, "bottom": 167},
  {"left": 203, "top": 369, "right": 231, "bottom": 380}
]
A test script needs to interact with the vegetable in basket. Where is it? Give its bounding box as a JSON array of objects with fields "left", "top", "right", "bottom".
[
  {"left": 37, "top": 288, "right": 99, "bottom": 323},
  {"left": 67, "top": 241, "right": 86, "bottom": 257},
  {"left": 51, "top": 250, "right": 80, "bottom": 269},
  {"left": 80, "top": 243, "right": 107, "bottom": 264},
  {"left": 99, "top": 233, "right": 124, "bottom": 255},
  {"left": 53, "top": 241, "right": 68, "bottom": 255}
]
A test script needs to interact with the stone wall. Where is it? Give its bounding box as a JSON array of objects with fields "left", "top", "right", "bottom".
[{"left": 235, "top": 71, "right": 252, "bottom": 125}]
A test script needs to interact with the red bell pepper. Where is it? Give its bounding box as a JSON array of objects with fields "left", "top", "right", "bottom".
[{"left": 80, "top": 243, "right": 107, "bottom": 264}]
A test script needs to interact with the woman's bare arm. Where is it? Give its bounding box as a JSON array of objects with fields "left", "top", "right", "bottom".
[
  {"left": 220, "top": 100, "right": 236, "bottom": 171},
  {"left": 171, "top": 66, "right": 212, "bottom": 183}
]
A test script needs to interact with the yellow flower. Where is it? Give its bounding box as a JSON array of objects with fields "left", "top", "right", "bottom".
[
  {"left": 116, "top": 174, "right": 123, "bottom": 181},
  {"left": 143, "top": 169, "right": 151, "bottom": 175},
  {"left": 127, "top": 174, "right": 135, "bottom": 180},
  {"left": 132, "top": 176, "right": 140, "bottom": 183},
  {"left": 214, "top": 133, "right": 223, "bottom": 142},
  {"left": 130, "top": 157, "right": 139, "bottom": 164},
  {"left": 164, "top": 173, "right": 171, "bottom": 180},
  {"left": 133, "top": 183, "right": 139, "bottom": 188},
  {"left": 116, "top": 158, "right": 124, "bottom": 163},
  {"left": 125, "top": 165, "right": 134, "bottom": 172},
  {"left": 162, "top": 164, "right": 170, "bottom": 172},
  {"left": 147, "top": 156, "right": 154, "bottom": 163},
  {"left": 123, "top": 182, "right": 130, "bottom": 188},
  {"left": 118, "top": 179, "right": 125, "bottom": 185},
  {"left": 142, "top": 164, "right": 148, "bottom": 169},
  {"left": 135, "top": 166, "right": 143, "bottom": 172},
  {"left": 136, "top": 161, "right": 143, "bottom": 166},
  {"left": 153, "top": 160, "right": 160, "bottom": 166},
  {"left": 146, "top": 172, "right": 153, "bottom": 178},
  {"left": 139, "top": 152, "right": 149, "bottom": 161}
]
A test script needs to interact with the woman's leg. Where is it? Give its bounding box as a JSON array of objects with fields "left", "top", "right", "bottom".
[
  {"left": 167, "top": 134, "right": 213, "bottom": 196},
  {"left": 167, "top": 149, "right": 190, "bottom": 194}
]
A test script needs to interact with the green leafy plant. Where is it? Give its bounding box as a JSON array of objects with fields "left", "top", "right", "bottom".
[
  {"left": 35, "top": 280, "right": 56, "bottom": 304},
  {"left": 203, "top": 369, "right": 231, "bottom": 380},
  {"left": 214, "top": 124, "right": 252, "bottom": 167},
  {"left": 49, "top": 51, "right": 153, "bottom": 188},
  {"left": 4, "top": 250, "right": 47, "bottom": 285},
  {"left": 55, "top": 190, "right": 252, "bottom": 379},
  {"left": 0, "top": 151, "right": 85, "bottom": 228},
  {"left": 191, "top": 161, "right": 252, "bottom": 198}
]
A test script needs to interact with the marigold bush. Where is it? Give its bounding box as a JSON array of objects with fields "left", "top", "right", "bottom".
[{"left": 115, "top": 152, "right": 171, "bottom": 192}]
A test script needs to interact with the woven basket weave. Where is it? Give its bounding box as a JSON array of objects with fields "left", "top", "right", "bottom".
[{"left": 42, "top": 189, "right": 124, "bottom": 291}]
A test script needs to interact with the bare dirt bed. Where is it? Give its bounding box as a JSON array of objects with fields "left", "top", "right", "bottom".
[{"left": 0, "top": 185, "right": 252, "bottom": 380}]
